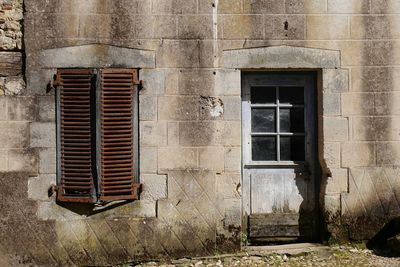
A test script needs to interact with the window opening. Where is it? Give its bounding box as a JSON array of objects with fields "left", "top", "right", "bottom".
[
  {"left": 55, "top": 68, "right": 140, "bottom": 203},
  {"left": 250, "top": 86, "right": 305, "bottom": 162}
]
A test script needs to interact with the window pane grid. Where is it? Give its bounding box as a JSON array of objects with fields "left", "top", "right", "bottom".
[{"left": 250, "top": 86, "right": 306, "bottom": 162}]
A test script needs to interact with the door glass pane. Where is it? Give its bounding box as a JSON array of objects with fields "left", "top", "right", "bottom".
[
  {"left": 252, "top": 108, "right": 276, "bottom": 132},
  {"left": 280, "top": 136, "right": 305, "bottom": 161},
  {"left": 251, "top": 87, "right": 276, "bottom": 104},
  {"left": 280, "top": 108, "right": 305, "bottom": 133},
  {"left": 252, "top": 136, "right": 276, "bottom": 161},
  {"left": 279, "top": 87, "right": 304, "bottom": 104}
]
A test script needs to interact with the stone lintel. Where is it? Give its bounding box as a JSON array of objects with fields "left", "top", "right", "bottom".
[
  {"left": 39, "top": 44, "right": 156, "bottom": 69},
  {"left": 222, "top": 45, "right": 340, "bottom": 69}
]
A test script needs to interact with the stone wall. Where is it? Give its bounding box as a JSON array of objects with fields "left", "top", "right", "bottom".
[
  {"left": 1, "top": 0, "right": 400, "bottom": 265},
  {"left": 0, "top": 0, "right": 28, "bottom": 173}
]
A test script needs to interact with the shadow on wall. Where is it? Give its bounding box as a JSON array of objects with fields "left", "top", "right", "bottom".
[{"left": 367, "top": 217, "right": 400, "bottom": 256}]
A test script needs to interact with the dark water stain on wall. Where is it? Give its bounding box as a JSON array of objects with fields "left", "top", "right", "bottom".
[{"left": 343, "top": 2, "right": 400, "bottom": 240}]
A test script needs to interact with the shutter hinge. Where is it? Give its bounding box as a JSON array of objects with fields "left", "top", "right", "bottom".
[
  {"left": 136, "top": 79, "right": 143, "bottom": 90},
  {"left": 46, "top": 73, "right": 60, "bottom": 93}
]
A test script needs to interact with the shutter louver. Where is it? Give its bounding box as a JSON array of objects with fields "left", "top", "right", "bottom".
[
  {"left": 99, "top": 69, "right": 139, "bottom": 201},
  {"left": 57, "top": 69, "right": 96, "bottom": 203}
]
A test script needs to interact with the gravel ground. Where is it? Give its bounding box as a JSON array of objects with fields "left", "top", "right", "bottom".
[{"left": 127, "top": 245, "right": 400, "bottom": 267}]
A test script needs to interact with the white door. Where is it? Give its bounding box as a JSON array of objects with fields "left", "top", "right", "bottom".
[{"left": 242, "top": 72, "right": 318, "bottom": 243}]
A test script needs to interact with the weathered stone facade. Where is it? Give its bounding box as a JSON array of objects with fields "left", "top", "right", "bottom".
[{"left": 1, "top": 0, "right": 400, "bottom": 265}]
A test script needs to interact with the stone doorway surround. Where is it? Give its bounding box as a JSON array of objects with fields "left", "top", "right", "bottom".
[{"left": 221, "top": 45, "right": 350, "bottom": 238}]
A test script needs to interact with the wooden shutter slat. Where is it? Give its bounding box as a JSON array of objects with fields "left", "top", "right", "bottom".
[
  {"left": 99, "top": 69, "right": 140, "bottom": 201},
  {"left": 57, "top": 69, "right": 96, "bottom": 203}
]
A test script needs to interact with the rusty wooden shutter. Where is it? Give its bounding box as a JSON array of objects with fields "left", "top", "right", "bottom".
[
  {"left": 57, "top": 69, "right": 96, "bottom": 203},
  {"left": 99, "top": 69, "right": 140, "bottom": 201}
]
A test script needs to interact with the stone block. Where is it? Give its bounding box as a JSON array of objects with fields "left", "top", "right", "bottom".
[
  {"left": 352, "top": 116, "right": 400, "bottom": 141},
  {"left": 218, "top": 0, "right": 242, "bottom": 13},
  {"left": 223, "top": 46, "right": 340, "bottom": 69},
  {"left": 224, "top": 147, "right": 241, "bottom": 172},
  {"left": 165, "top": 69, "right": 179, "bottom": 95},
  {"left": 140, "top": 146, "right": 157, "bottom": 173},
  {"left": 37, "top": 199, "right": 156, "bottom": 221},
  {"left": 327, "top": 0, "right": 370, "bottom": 13},
  {"left": 285, "top": 0, "right": 327, "bottom": 14},
  {"left": 136, "top": 0, "right": 152, "bottom": 13},
  {"left": 359, "top": 41, "right": 400, "bottom": 66},
  {"left": 151, "top": 0, "right": 197, "bottom": 14},
  {"left": 265, "top": 15, "right": 305, "bottom": 40},
  {"left": 167, "top": 122, "right": 179, "bottom": 146},
  {"left": 41, "top": 0, "right": 70, "bottom": 13},
  {"left": 323, "top": 117, "right": 348, "bottom": 141},
  {"left": 323, "top": 69, "right": 349, "bottom": 93},
  {"left": 324, "top": 194, "right": 341, "bottom": 214},
  {"left": 158, "top": 96, "right": 199, "bottom": 120},
  {"left": 139, "top": 95, "right": 157, "bottom": 121},
  {"left": 377, "top": 143, "right": 400, "bottom": 165},
  {"left": 157, "top": 40, "right": 214, "bottom": 68},
  {"left": 140, "top": 174, "right": 167, "bottom": 201},
  {"left": 78, "top": 14, "right": 111, "bottom": 39},
  {"left": 223, "top": 96, "right": 241, "bottom": 120},
  {"left": 4, "top": 76, "right": 24, "bottom": 96},
  {"left": 375, "top": 92, "right": 400, "bottom": 115},
  {"left": 0, "top": 52, "right": 22, "bottom": 76},
  {"left": 324, "top": 142, "right": 341, "bottom": 169},
  {"left": 158, "top": 147, "right": 198, "bottom": 170},
  {"left": 111, "top": 15, "right": 136, "bottom": 40},
  {"left": 39, "top": 148, "right": 56, "bottom": 174},
  {"left": 198, "top": 0, "right": 215, "bottom": 13},
  {"left": 35, "top": 13, "right": 79, "bottom": 39},
  {"left": 26, "top": 69, "right": 56, "bottom": 96},
  {"left": 222, "top": 15, "right": 264, "bottom": 39},
  {"left": 111, "top": 0, "right": 151, "bottom": 14},
  {"left": 178, "top": 15, "right": 213, "bottom": 39},
  {"left": 326, "top": 169, "right": 348, "bottom": 193},
  {"left": 199, "top": 147, "right": 224, "bottom": 171},
  {"left": 179, "top": 121, "right": 241, "bottom": 146},
  {"left": 323, "top": 93, "right": 341, "bottom": 116},
  {"left": 140, "top": 121, "right": 167, "bottom": 147},
  {"left": 243, "top": 0, "right": 285, "bottom": 14},
  {"left": 28, "top": 175, "right": 55, "bottom": 201},
  {"left": 0, "top": 122, "right": 29, "bottom": 148},
  {"left": 0, "top": 149, "right": 7, "bottom": 171},
  {"left": 179, "top": 69, "right": 215, "bottom": 95},
  {"left": 42, "top": 0, "right": 110, "bottom": 14},
  {"left": 371, "top": 0, "right": 400, "bottom": 13},
  {"left": 307, "top": 15, "right": 349, "bottom": 40},
  {"left": 37, "top": 96, "right": 55, "bottom": 122},
  {"left": 341, "top": 93, "right": 374, "bottom": 115},
  {"left": 8, "top": 148, "right": 38, "bottom": 174},
  {"left": 136, "top": 15, "right": 177, "bottom": 39},
  {"left": 7, "top": 96, "right": 37, "bottom": 121},
  {"left": 342, "top": 142, "right": 375, "bottom": 167},
  {"left": 351, "top": 15, "right": 400, "bottom": 39},
  {"left": 215, "top": 69, "right": 241, "bottom": 96},
  {"left": 30, "top": 122, "right": 56, "bottom": 148},
  {"left": 39, "top": 44, "right": 155, "bottom": 69},
  {"left": 216, "top": 172, "right": 241, "bottom": 199},
  {"left": 351, "top": 67, "right": 400, "bottom": 92},
  {"left": 199, "top": 96, "right": 224, "bottom": 120},
  {"left": 140, "top": 69, "right": 165, "bottom": 95},
  {"left": 25, "top": 0, "right": 45, "bottom": 12},
  {"left": 0, "top": 97, "right": 6, "bottom": 121},
  {"left": 216, "top": 198, "right": 241, "bottom": 227}
]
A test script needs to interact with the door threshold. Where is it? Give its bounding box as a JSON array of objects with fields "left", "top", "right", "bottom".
[{"left": 244, "top": 243, "right": 326, "bottom": 255}]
